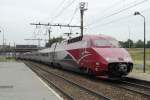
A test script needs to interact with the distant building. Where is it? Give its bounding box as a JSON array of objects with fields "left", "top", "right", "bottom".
[
  {"left": 16, "top": 45, "right": 37, "bottom": 49},
  {"left": 0, "top": 45, "right": 10, "bottom": 49},
  {"left": 0, "top": 45, "right": 2, "bottom": 49},
  {"left": 0, "top": 45, "right": 39, "bottom": 54}
]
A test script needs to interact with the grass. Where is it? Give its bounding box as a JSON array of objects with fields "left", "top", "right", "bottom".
[
  {"left": 127, "top": 48, "right": 150, "bottom": 73},
  {"left": 0, "top": 56, "right": 16, "bottom": 62},
  {"left": 0, "top": 56, "right": 6, "bottom": 62}
]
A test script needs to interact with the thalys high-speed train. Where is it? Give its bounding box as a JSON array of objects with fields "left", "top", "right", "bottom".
[{"left": 18, "top": 35, "right": 133, "bottom": 78}]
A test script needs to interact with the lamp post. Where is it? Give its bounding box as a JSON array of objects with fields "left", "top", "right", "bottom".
[
  {"left": 0, "top": 27, "right": 5, "bottom": 48},
  {"left": 134, "top": 11, "right": 146, "bottom": 73}
]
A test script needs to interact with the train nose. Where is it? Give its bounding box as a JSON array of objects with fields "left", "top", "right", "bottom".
[
  {"left": 93, "top": 48, "right": 133, "bottom": 77},
  {"left": 93, "top": 48, "right": 133, "bottom": 63}
]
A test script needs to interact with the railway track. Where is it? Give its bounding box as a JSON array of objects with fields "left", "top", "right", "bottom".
[
  {"left": 24, "top": 61, "right": 150, "bottom": 100},
  {"left": 28, "top": 64, "right": 74, "bottom": 100},
  {"left": 82, "top": 75, "right": 150, "bottom": 98},
  {"left": 81, "top": 75, "right": 150, "bottom": 98},
  {"left": 125, "top": 77, "right": 150, "bottom": 87},
  {"left": 116, "top": 78, "right": 150, "bottom": 97},
  {"left": 24, "top": 61, "right": 111, "bottom": 100}
]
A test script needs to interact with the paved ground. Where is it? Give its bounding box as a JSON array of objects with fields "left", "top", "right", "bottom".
[
  {"left": 0, "top": 62, "right": 63, "bottom": 100},
  {"left": 128, "top": 72, "right": 150, "bottom": 82}
]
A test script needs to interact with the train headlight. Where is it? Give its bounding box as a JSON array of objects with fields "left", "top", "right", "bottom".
[
  {"left": 95, "top": 67, "right": 99, "bottom": 71},
  {"left": 106, "top": 57, "right": 118, "bottom": 62},
  {"left": 96, "top": 62, "right": 100, "bottom": 66}
]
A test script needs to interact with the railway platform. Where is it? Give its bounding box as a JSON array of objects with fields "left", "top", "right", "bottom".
[
  {"left": 0, "top": 62, "right": 63, "bottom": 100},
  {"left": 128, "top": 71, "right": 150, "bottom": 82}
]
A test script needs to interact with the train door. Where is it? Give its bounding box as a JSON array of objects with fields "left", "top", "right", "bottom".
[
  {"left": 79, "top": 40, "right": 88, "bottom": 65},
  {"left": 52, "top": 42, "right": 58, "bottom": 64},
  {"left": 79, "top": 40, "right": 93, "bottom": 74}
]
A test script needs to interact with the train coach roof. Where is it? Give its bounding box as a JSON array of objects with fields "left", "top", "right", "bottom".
[
  {"left": 67, "top": 34, "right": 116, "bottom": 44},
  {"left": 82, "top": 34, "right": 115, "bottom": 40}
]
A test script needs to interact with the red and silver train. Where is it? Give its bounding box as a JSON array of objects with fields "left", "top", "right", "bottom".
[{"left": 18, "top": 35, "right": 133, "bottom": 78}]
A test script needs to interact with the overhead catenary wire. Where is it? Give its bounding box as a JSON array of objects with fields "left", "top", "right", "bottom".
[
  {"left": 87, "top": 7, "right": 150, "bottom": 32},
  {"left": 87, "top": 0, "right": 148, "bottom": 27},
  {"left": 55, "top": 0, "right": 68, "bottom": 10},
  {"left": 71, "top": 0, "right": 136, "bottom": 33},
  {"left": 40, "top": 0, "right": 68, "bottom": 22},
  {"left": 68, "top": 5, "right": 79, "bottom": 24},
  {"left": 32, "top": 0, "right": 78, "bottom": 42},
  {"left": 40, "top": 0, "right": 126, "bottom": 36},
  {"left": 66, "top": 4, "right": 79, "bottom": 36},
  {"left": 51, "top": 0, "right": 77, "bottom": 23},
  {"left": 86, "top": 0, "right": 136, "bottom": 27},
  {"left": 97, "top": 0, "right": 132, "bottom": 15},
  {"left": 51, "top": 0, "right": 68, "bottom": 16},
  {"left": 32, "top": 0, "right": 149, "bottom": 40}
]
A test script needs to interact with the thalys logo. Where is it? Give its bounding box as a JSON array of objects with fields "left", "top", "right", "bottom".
[
  {"left": 78, "top": 50, "right": 92, "bottom": 63},
  {"left": 81, "top": 50, "right": 91, "bottom": 56}
]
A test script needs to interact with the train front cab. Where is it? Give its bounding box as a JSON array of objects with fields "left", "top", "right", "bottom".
[{"left": 89, "top": 37, "right": 133, "bottom": 78}]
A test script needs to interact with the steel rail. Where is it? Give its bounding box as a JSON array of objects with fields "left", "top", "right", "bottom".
[
  {"left": 26, "top": 61, "right": 111, "bottom": 100},
  {"left": 125, "top": 77, "right": 150, "bottom": 87},
  {"left": 116, "top": 82, "right": 150, "bottom": 98},
  {"left": 120, "top": 80, "right": 150, "bottom": 90},
  {"left": 24, "top": 62, "right": 74, "bottom": 100}
]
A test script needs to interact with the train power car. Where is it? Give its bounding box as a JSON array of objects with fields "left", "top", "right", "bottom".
[{"left": 19, "top": 35, "right": 133, "bottom": 78}]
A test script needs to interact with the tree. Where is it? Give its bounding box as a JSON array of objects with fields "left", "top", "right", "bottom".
[
  {"left": 135, "top": 40, "right": 144, "bottom": 48},
  {"left": 119, "top": 39, "right": 134, "bottom": 48},
  {"left": 147, "top": 41, "right": 150, "bottom": 48},
  {"left": 45, "top": 37, "right": 64, "bottom": 47},
  {"left": 119, "top": 39, "right": 150, "bottom": 48},
  {"left": 119, "top": 41, "right": 124, "bottom": 47},
  {"left": 125, "top": 39, "right": 134, "bottom": 48}
]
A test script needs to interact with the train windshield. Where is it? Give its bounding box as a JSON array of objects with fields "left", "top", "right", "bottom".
[{"left": 93, "top": 39, "right": 120, "bottom": 47}]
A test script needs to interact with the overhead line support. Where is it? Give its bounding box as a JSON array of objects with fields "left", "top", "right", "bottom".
[
  {"left": 30, "top": 2, "right": 88, "bottom": 38},
  {"left": 80, "top": 2, "right": 87, "bottom": 37},
  {"left": 30, "top": 23, "right": 80, "bottom": 28}
]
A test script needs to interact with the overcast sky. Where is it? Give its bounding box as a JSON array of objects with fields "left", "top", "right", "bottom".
[{"left": 0, "top": 0, "right": 150, "bottom": 46}]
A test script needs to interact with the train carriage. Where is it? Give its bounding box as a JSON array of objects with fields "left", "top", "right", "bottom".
[{"left": 19, "top": 35, "right": 133, "bottom": 79}]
